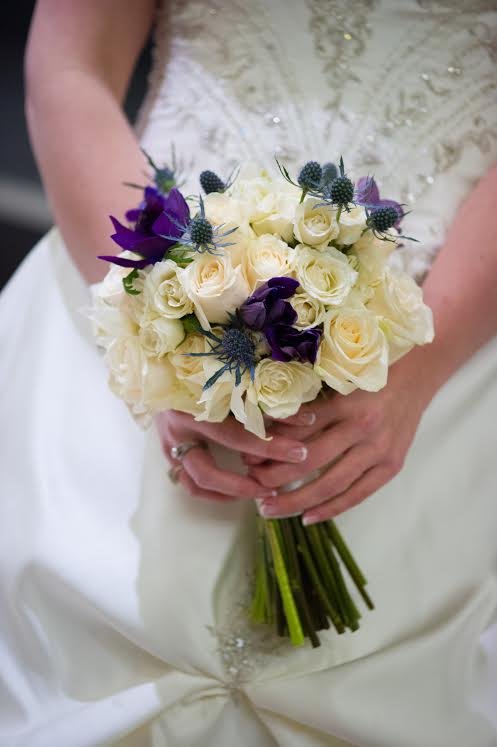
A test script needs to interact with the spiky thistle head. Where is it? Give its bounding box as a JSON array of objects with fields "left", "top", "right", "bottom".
[
  {"left": 200, "top": 170, "right": 226, "bottom": 194},
  {"left": 329, "top": 156, "right": 354, "bottom": 208},
  {"left": 188, "top": 317, "right": 259, "bottom": 388},
  {"left": 142, "top": 146, "right": 183, "bottom": 194},
  {"left": 368, "top": 206, "right": 400, "bottom": 233},
  {"left": 297, "top": 161, "right": 323, "bottom": 191}
]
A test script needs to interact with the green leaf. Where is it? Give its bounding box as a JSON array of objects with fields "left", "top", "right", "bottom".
[
  {"left": 182, "top": 314, "right": 202, "bottom": 335},
  {"left": 122, "top": 268, "right": 141, "bottom": 295}
]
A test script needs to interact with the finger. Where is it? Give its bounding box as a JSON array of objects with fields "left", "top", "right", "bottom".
[
  {"left": 182, "top": 447, "right": 276, "bottom": 499},
  {"left": 241, "top": 454, "right": 267, "bottom": 466},
  {"left": 256, "top": 445, "right": 377, "bottom": 518},
  {"left": 249, "top": 418, "right": 365, "bottom": 489},
  {"left": 302, "top": 465, "right": 392, "bottom": 524},
  {"left": 267, "top": 396, "right": 340, "bottom": 439},
  {"left": 174, "top": 414, "right": 309, "bottom": 464},
  {"left": 178, "top": 466, "right": 237, "bottom": 503}
]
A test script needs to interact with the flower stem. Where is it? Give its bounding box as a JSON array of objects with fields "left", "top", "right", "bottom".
[
  {"left": 293, "top": 519, "right": 345, "bottom": 634},
  {"left": 265, "top": 520, "right": 305, "bottom": 646},
  {"left": 335, "top": 205, "right": 343, "bottom": 222},
  {"left": 318, "top": 524, "right": 360, "bottom": 630},
  {"left": 325, "top": 521, "right": 374, "bottom": 610},
  {"left": 280, "top": 519, "right": 320, "bottom": 648}
]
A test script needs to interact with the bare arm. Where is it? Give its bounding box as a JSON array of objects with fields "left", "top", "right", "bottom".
[{"left": 25, "top": 0, "right": 156, "bottom": 283}]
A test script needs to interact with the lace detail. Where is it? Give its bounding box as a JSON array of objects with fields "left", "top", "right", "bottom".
[{"left": 138, "top": 0, "right": 497, "bottom": 282}]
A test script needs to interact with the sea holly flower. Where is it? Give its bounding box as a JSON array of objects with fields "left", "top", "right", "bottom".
[
  {"left": 99, "top": 187, "right": 190, "bottom": 270},
  {"left": 159, "top": 194, "right": 238, "bottom": 255},
  {"left": 188, "top": 316, "right": 260, "bottom": 388},
  {"left": 239, "top": 277, "right": 299, "bottom": 331},
  {"left": 355, "top": 176, "right": 404, "bottom": 229},
  {"left": 199, "top": 166, "right": 239, "bottom": 195}
]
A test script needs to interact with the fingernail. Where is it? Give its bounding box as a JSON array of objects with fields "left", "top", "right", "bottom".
[
  {"left": 257, "top": 501, "right": 300, "bottom": 519},
  {"left": 302, "top": 514, "right": 321, "bottom": 526},
  {"left": 288, "top": 446, "right": 308, "bottom": 463},
  {"left": 298, "top": 411, "right": 316, "bottom": 426}
]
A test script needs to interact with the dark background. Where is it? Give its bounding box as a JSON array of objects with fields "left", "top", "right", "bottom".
[{"left": 0, "top": 1, "right": 151, "bottom": 290}]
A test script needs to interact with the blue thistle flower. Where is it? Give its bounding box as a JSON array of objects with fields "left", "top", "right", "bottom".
[
  {"left": 158, "top": 195, "right": 238, "bottom": 255},
  {"left": 199, "top": 166, "right": 239, "bottom": 194},
  {"left": 188, "top": 316, "right": 259, "bottom": 388}
]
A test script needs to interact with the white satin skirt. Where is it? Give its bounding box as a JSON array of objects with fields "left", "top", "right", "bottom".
[{"left": 1, "top": 229, "right": 496, "bottom": 747}]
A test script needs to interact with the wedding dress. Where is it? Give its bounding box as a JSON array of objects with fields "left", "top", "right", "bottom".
[{"left": 1, "top": 1, "right": 497, "bottom": 745}]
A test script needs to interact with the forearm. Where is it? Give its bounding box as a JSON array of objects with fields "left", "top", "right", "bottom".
[
  {"left": 395, "top": 162, "right": 497, "bottom": 403},
  {"left": 26, "top": 73, "right": 147, "bottom": 283},
  {"left": 25, "top": 0, "right": 156, "bottom": 284}
]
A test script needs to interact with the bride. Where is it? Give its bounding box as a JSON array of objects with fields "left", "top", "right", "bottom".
[{"left": 1, "top": 1, "right": 497, "bottom": 745}]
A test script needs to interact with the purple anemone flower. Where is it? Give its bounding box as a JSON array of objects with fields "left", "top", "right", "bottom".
[
  {"left": 98, "top": 187, "right": 190, "bottom": 269},
  {"left": 355, "top": 176, "right": 403, "bottom": 229},
  {"left": 239, "top": 277, "right": 299, "bottom": 331},
  {"left": 265, "top": 325, "right": 322, "bottom": 365}
]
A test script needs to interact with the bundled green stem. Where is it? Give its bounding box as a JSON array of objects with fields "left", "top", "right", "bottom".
[{"left": 250, "top": 515, "right": 374, "bottom": 648}]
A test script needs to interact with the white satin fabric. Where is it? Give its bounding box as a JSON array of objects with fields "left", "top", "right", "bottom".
[
  {"left": 2, "top": 0, "right": 497, "bottom": 743},
  {"left": 1, "top": 230, "right": 497, "bottom": 746}
]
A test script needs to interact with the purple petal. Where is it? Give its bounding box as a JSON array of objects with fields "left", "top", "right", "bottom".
[
  {"left": 267, "top": 276, "right": 299, "bottom": 297},
  {"left": 266, "top": 298, "right": 297, "bottom": 326},
  {"left": 164, "top": 188, "right": 190, "bottom": 224},
  {"left": 125, "top": 208, "right": 141, "bottom": 223},
  {"left": 109, "top": 216, "right": 144, "bottom": 250},
  {"left": 98, "top": 254, "right": 151, "bottom": 269},
  {"left": 239, "top": 301, "right": 267, "bottom": 330},
  {"left": 355, "top": 176, "right": 380, "bottom": 205},
  {"left": 152, "top": 211, "right": 184, "bottom": 240},
  {"left": 265, "top": 325, "right": 321, "bottom": 364}
]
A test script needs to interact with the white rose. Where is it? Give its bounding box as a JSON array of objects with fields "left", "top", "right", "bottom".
[
  {"left": 289, "top": 290, "right": 326, "bottom": 329},
  {"left": 337, "top": 206, "right": 367, "bottom": 246},
  {"left": 138, "top": 317, "right": 185, "bottom": 357},
  {"left": 179, "top": 253, "right": 250, "bottom": 328},
  {"left": 90, "top": 262, "right": 143, "bottom": 349},
  {"left": 254, "top": 358, "right": 322, "bottom": 419},
  {"left": 235, "top": 175, "right": 300, "bottom": 243},
  {"left": 195, "top": 360, "right": 235, "bottom": 423},
  {"left": 244, "top": 234, "right": 294, "bottom": 289},
  {"left": 293, "top": 197, "right": 339, "bottom": 249},
  {"left": 143, "top": 259, "right": 193, "bottom": 319},
  {"left": 293, "top": 245, "right": 358, "bottom": 306},
  {"left": 105, "top": 336, "right": 198, "bottom": 423},
  {"left": 315, "top": 306, "right": 389, "bottom": 394},
  {"left": 367, "top": 267, "right": 434, "bottom": 362},
  {"left": 203, "top": 192, "right": 251, "bottom": 266}
]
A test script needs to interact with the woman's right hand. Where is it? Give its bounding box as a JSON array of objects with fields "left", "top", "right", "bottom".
[{"left": 156, "top": 410, "right": 309, "bottom": 503}]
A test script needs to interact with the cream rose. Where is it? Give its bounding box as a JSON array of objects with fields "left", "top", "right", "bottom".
[
  {"left": 105, "top": 336, "right": 199, "bottom": 424},
  {"left": 293, "top": 197, "right": 339, "bottom": 249},
  {"left": 337, "top": 206, "right": 368, "bottom": 246},
  {"left": 90, "top": 264, "right": 142, "bottom": 349},
  {"left": 203, "top": 192, "right": 251, "bottom": 266},
  {"left": 143, "top": 259, "right": 193, "bottom": 319},
  {"left": 293, "top": 245, "right": 358, "bottom": 306},
  {"left": 254, "top": 358, "right": 322, "bottom": 419},
  {"left": 351, "top": 230, "right": 397, "bottom": 288},
  {"left": 179, "top": 253, "right": 250, "bottom": 328},
  {"left": 367, "top": 267, "right": 434, "bottom": 362},
  {"left": 289, "top": 290, "right": 326, "bottom": 329},
  {"left": 235, "top": 175, "right": 300, "bottom": 243},
  {"left": 315, "top": 306, "right": 389, "bottom": 394},
  {"left": 138, "top": 317, "right": 185, "bottom": 358},
  {"left": 244, "top": 233, "right": 294, "bottom": 289}
]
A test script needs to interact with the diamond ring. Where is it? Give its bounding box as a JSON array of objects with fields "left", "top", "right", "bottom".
[
  {"left": 168, "top": 464, "right": 183, "bottom": 484},
  {"left": 170, "top": 441, "right": 205, "bottom": 462}
]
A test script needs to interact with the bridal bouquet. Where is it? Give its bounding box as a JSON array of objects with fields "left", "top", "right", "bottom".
[{"left": 91, "top": 153, "right": 434, "bottom": 647}]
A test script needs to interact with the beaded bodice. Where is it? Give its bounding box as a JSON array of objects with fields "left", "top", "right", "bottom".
[{"left": 137, "top": 0, "right": 497, "bottom": 280}]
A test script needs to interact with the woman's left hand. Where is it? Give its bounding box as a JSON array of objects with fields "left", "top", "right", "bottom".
[{"left": 247, "top": 358, "right": 435, "bottom": 524}]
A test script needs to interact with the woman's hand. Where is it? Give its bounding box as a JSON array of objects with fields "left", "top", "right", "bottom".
[
  {"left": 246, "top": 355, "right": 435, "bottom": 524},
  {"left": 156, "top": 409, "right": 309, "bottom": 504}
]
